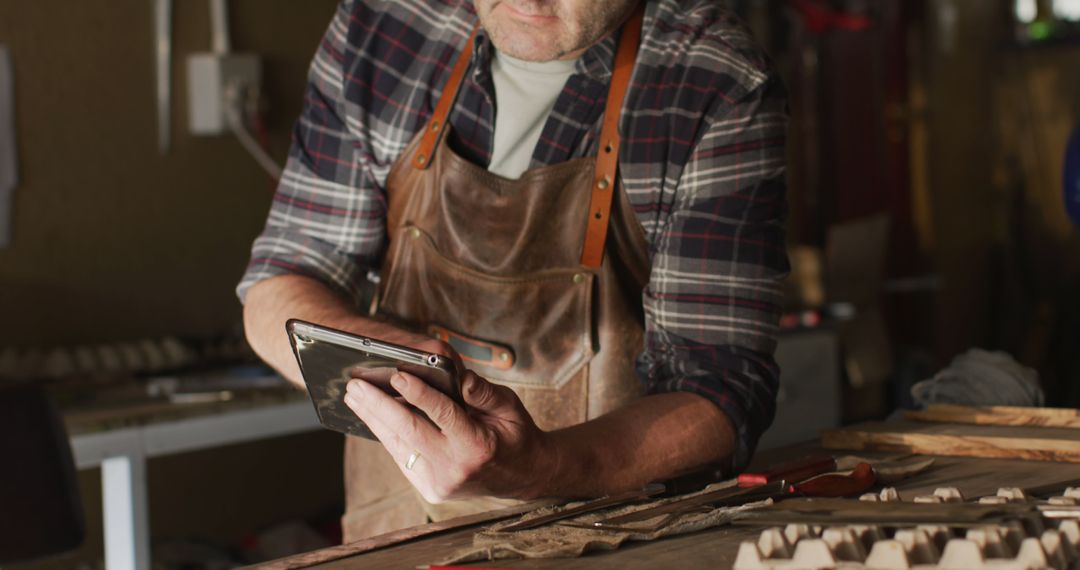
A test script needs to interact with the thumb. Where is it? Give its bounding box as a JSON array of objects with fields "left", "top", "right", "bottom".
[{"left": 461, "top": 371, "right": 522, "bottom": 418}]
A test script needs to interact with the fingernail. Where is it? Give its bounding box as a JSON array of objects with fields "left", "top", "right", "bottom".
[
  {"left": 346, "top": 381, "right": 364, "bottom": 397},
  {"left": 344, "top": 393, "right": 358, "bottom": 407},
  {"left": 390, "top": 373, "right": 406, "bottom": 391}
]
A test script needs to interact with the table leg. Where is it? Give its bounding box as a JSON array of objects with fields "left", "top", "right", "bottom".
[{"left": 101, "top": 454, "right": 150, "bottom": 570}]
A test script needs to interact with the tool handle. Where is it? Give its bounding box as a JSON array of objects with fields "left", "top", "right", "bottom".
[
  {"left": 790, "top": 462, "right": 876, "bottom": 497},
  {"left": 738, "top": 454, "right": 837, "bottom": 488}
]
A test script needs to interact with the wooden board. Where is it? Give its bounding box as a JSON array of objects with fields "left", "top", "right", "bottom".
[
  {"left": 246, "top": 499, "right": 556, "bottom": 570},
  {"left": 822, "top": 420, "right": 1080, "bottom": 462},
  {"left": 903, "top": 404, "right": 1080, "bottom": 429}
]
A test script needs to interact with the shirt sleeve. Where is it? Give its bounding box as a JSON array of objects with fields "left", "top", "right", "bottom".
[
  {"left": 639, "top": 77, "right": 789, "bottom": 474},
  {"left": 237, "top": 0, "right": 385, "bottom": 306}
]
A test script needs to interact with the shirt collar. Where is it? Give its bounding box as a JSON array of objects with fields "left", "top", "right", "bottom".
[{"left": 472, "top": 26, "right": 620, "bottom": 84}]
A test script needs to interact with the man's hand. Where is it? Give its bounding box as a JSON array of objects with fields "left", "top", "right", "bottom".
[
  {"left": 343, "top": 370, "right": 557, "bottom": 503},
  {"left": 243, "top": 275, "right": 463, "bottom": 388},
  {"left": 246, "top": 277, "right": 738, "bottom": 500}
]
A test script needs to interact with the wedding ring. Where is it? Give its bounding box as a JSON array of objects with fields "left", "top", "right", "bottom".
[{"left": 405, "top": 451, "right": 421, "bottom": 471}]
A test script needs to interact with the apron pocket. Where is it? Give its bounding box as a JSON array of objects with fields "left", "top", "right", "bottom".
[{"left": 377, "top": 225, "right": 595, "bottom": 392}]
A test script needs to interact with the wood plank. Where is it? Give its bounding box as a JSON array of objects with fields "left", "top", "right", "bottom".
[
  {"left": 245, "top": 500, "right": 555, "bottom": 569},
  {"left": 903, "top": 404, "right": 1080, "bottom": 428},
  {"left": 822, "top": 420, "right": 1080, "bottom": 462},
  {"left": 980, "top": 405, "right": 1080, "bottom": 418}
]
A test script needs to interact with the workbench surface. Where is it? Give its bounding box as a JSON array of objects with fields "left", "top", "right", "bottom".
[{"left": 268, "top": 444, "right": 1080, "bottom": 569}]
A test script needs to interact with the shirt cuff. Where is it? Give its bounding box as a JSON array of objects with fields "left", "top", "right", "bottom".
[{"left": 638, "top": 346, "right": 779, "bottom": 475}]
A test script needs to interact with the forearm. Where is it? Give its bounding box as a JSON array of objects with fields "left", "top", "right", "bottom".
[
  {"left": 243, "top": 274, "right": 408, "bottom": 387},
  {"left": 542, "top": 392, "right": 736, "bottom": 498}
]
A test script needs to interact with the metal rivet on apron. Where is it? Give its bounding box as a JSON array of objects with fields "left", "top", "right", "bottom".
[
  {"left": 417, "top": 153, "right": 427, "bottom": 165},
  {"left": 573, "top": 273, "right": 586, "bottom": 284},
  {"left": 604, "top": 143, "right": 614, "bottom": 154},
  {"left": 499, "top": 352, "right": 510, "bottom": 362},
  {"left": 594, "top": 212, "right": 602, "bottom": 219},
  {"left": 597, "top": 177, "right": 610, "bottom": 190},
  {"left": 409, "top": 227, "right": 421, "bottom": 239},
  {"left": 431, "top": 121, "right": 440, "bottom": 132}
]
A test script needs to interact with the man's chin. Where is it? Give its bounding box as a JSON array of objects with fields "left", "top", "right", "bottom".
[{"left": 488, "top": 32, "right": 569, "bottom": 62}]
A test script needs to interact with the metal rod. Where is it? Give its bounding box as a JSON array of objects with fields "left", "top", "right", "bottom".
[
  {"left": 154, "top": 0, "right": 172, "bottom": 154},
  {"left": 210, "top": 0, "right": 231, "bottom": 55}
]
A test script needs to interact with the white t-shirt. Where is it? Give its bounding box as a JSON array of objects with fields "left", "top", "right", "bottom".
[{"left": 487, "top": 50, "right": 577, "bottom": 179}]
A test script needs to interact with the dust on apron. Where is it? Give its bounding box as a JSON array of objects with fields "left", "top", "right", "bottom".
[{"left": 342, "top": 5, "right": 649, "bottom": 542}]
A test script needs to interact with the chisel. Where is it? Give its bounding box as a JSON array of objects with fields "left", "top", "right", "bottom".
[
  {"left": 499, "top": 483, "right": 667, "bottom": 532},
  {"left": 589, "top": 463, "right": 877, "bottom": 529}
]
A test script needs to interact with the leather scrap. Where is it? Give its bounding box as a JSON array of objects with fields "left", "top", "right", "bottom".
[{"left": 435, "top": 494, "right": 771, "bottom": 564}]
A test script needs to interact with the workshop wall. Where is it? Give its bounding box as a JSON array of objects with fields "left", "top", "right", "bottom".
[
  {"left": 990, "top": 45, "right": 1080, "bottom": 406},
  {"left": 921, "top": 0, "right": 1003, "bottom": 361},
  {"left": 0, "top": 0, "right": 338, "bottom": 347},
  {"left": 921, "top": 1, "right": 1080, "bottom": 405}
]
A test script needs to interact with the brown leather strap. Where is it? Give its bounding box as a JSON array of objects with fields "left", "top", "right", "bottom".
[
  {"left": 580, "top": 3, "right": 645, "bottom": 268},
  {"left": 428, "top": 324, "right": 515, "bottom": 370},
  {"left": 413, "top": 25, "right": 480, "bottom": 170}
]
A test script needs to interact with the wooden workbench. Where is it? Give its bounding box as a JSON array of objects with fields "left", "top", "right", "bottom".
[{"left": 259, "top": 443, "right": 1080, "bottom": 569}]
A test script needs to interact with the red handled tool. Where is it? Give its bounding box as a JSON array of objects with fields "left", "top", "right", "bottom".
[
  {"left": 738, "top": 454, "right": 838, "bottom": 488},
  {"left": 579, "top": 462, "right": 878, "bottom": 531},
  {"left": 788, "top": 462, "right": 877, "bottom": 497}
]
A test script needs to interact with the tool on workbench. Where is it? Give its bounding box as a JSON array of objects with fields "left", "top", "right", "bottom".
[
  {"left": 1020, "top": 477, "right": 1080, "bottom": 499},
  {"left": 552, "top": 481, "right": 786, "bottom": 534},
  {"left": 735, "top": 497, "right": 1037, "bottom": 526},
  {"left": 738, "top": 454, "right": 838, "bottom": 487},
  {"left": 499, "top": 483, "right": 667, "bottom": 532},
  {"left": 423, "top": 561, "right": 511, "bottom": 565},
  {"left": 839, "top": 455, "right": 935, "bottom": 484},
  {"left": 501, "top": 456, "right": 827, "bottom": 533},
  {"left": 587, "top": 463, "right": 878, "bottom": 531},
  {"left": 739, "top": 453, "right": 933, "bottom": 489},
  {"left": 588, "top": 455, "right": 848, "bottom": 529},
  {"left": 596, "top": 481, "right": 789, "bottom": 527}
]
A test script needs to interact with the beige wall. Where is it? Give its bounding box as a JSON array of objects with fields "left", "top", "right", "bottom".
[{"left": 0, "top": 0, "right": 338, "bottom": 347}]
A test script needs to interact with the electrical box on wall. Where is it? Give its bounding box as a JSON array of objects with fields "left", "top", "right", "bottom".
[{"left": 186, "top": 53, "right": 260, "bottom": 135}]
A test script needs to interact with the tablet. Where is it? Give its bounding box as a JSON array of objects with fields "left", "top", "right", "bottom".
[{"left": 286, "top": 319, "right": 462, "bottom": 440}]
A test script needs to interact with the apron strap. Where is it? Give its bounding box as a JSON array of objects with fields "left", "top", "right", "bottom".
[
  {"left": 411, "top": 4, "right": 645, "bottom": 269},
  {"left": 580, "top": 3, "right": 644, "bottom": 268},
  {"left": 412, "top": 25, "right": 480, "bottom": 170}
]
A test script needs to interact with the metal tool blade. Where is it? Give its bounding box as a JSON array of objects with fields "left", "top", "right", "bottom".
[
  {"left": 595, "top": 480, "right": 788, "bottom": 527},
  {"left": 734, "top": 498, "right": 1036, "bottom": 526},
  {"left": 1023, "top": 477, "right": 1080, "bottom": 499},
  {"left": 500, "top": 483, "right": 666, "bottom": 532},
  {"left": 1038, "top": 504, "right": 1080, "bottom": 519}
]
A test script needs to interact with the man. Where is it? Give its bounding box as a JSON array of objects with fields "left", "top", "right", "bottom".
[{"left": 239, "top": 0, "right": 788, "bottom": 542}]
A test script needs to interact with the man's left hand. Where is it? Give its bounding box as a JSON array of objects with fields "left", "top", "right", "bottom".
[{"left": 343, "top": 369, "right": 557, "bottom": 503}]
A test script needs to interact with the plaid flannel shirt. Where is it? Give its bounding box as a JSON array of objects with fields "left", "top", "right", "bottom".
[{"left": 238, "top": 0, "right": 789, "bottom": 471}]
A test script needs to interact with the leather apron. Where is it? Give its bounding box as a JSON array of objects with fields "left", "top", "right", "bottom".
[{"left": 341, "top": 6, "right": 649, "bottom": 542}]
